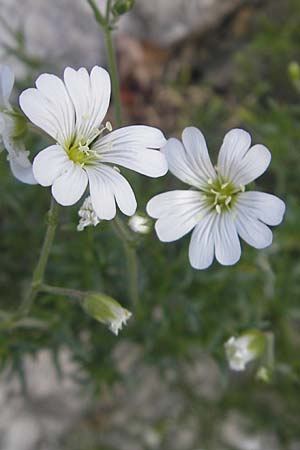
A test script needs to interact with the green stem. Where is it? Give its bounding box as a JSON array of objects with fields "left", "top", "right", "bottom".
[
  {"left": 40, "top": 284, "right": 85, "bottom": 301},
  {"left": 87, "top": 0, "right": 140, "bottom": 310},
  {"left": 87, "top": 0, "right": 122, "bottom": 126},
  {"left": 17, "top": 197, "right": 59, "bottom": 317},
  {"left": 103, "top": 24, "right": 123, "bottom": 126},
  {"left": 112, "top": 218, "right": 139, "bottom": 311}
]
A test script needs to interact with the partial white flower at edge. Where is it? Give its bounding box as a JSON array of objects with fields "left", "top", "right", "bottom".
[
  {"left": 147, "top": 127, "right": 286, "bottom": 270},
  {"left": 20, "top": 66, "right": 167, "bottom": 219},
  {"left": 128, "top": 213, "right": 151, "bottom": 234},
  {"left": 77, "top": 195, "right": 100, "bottom": 231},
  {"left": 0, "top": 66, "right": 36, "bottom": 184}
]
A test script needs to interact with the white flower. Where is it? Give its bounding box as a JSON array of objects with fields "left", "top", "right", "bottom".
[
  {"left": 20, "top": 66, "right": 167, "bottom": 218},
  {"left": 128, "top": 213, "right": 151, "bottom": 234},
  {"left": 77, "top": 195, "right": 100, "bottom": 231},
  {"left": 225, "top": 331, "right": 266, "bottom": 371},
  {"left": 147, "top": 127, "right": 285, "bottom": 269},
  {"left": 0, "top": 66, "right": 36, "bottom": 184}
]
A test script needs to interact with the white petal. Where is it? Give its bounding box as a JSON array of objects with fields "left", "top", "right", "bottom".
[
  {"left": 20, "top": 73, "right": 75, "bottom": 145},
  {"left": 235, "top": 191, "right": 285, "bottom": 226},
  {"left": 93, "top": 125, "right": 167, "bottom": 177},
  {"left": 33, "top": 145, "right": 72, "bottom": 186},
  {"left": 86, "top": 165, "right": 136, "bottom": 220},
  {"left": 182, "top": 127, "right": 216, "bottom": 180},
  {"left": 9, "top": 159, "right": 36, "bottom": 185},
  {"left": 236, "top": 206, "right": 273, "bottom": 249},
  {"left": 230, "top": 144, "right": 271, "bottom": 186},
  {"left": 147, "top": 190, "right": 207, "bottom": 242},
  {"left": 163, "top": 135, "right": 216, "bottom": 189},
  {"left": 188, "top": 212, "right": 216, "bottom": 270},
  {"left": 214, "top": 213, "right": 241, "bottom": 266},
  {"left": 0, "top": 66, "right": 14, "bottom": 108},
  {"left": 52, "top": 163, "right": 88, "bottom": 206},
  {"left": 217, "top": 128, "right": 251, "bottom": 180},
  {"left": 64, "top": 66, "right": 111, "bottom": 140}
]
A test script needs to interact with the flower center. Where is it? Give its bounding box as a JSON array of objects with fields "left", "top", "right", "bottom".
[
  {"left": 66, "top": 121, "right": 112, "bottom": 165},
  {"left": 204, "top": 177, "right": 245, "bottom": 214}
]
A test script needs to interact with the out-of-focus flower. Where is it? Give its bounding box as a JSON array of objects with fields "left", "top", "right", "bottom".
[
  {"left": 128, "top": 213, "right": 151, "bottom": 234},
  {"left": 77, "top": 195, "right": 100, "bottom": 231},
  {"left": 225, "top": 331, "right": 266, "bottom": 371},
  {"left": 0, "top": 66, "right": 36, "bottom": 184},
  {"left": 20, "top": 66, "right": 167, "bottom": 218},
  {"left": 82, "top": 292, "right": 132, "bottom": 335},
  {"left": 147, "top": 127, "right": 285, "bottom": 269}
]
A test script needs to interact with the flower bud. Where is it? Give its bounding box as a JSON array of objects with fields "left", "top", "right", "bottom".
[
  {"left": 82, "top": 292, "right": 132, "bottom": 335},
  {"left": 225, "top": 330, "right": 266, "bottom": 371},
  {"left": 128, "top": 213, "right": 151, "bottom": 234},
  {"left": 288, "top": 61, "right": 300, "bottom": 82},
  {"left": 256, "top": 366, "right": 272, "bottom": 383},
  {"left": 112, "top": 0, "right": 135, "bottom": 16}
]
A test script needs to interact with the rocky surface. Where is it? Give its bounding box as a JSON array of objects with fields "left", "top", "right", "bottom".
[
  {"left": 0, "top": 343, "right": 296, "bottom": 450},
  {"left": 0, "top": 0, "right": 245, "bottom": 76}
]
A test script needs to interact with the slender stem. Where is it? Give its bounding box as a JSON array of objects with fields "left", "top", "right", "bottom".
[
  {"left": 112, "top": 218, "right": 139, "bottom": 311},
  {"left": 17, "top": 197, "right": 59, "bottom": 317},
  {"left": 40, "top": 284, "right": 85, "bottom": 301},
  {"left": 86, "top": 0, "right": 106, "bottom": 26},
  {"left": 87, "top": 0, "right": 140, "bottom": 310},
  {"left": 106, "top": 0, "right": 112, "bottom": 21},
  {"left": 103, "top": 25, "right": 123, "bottom": 126},
  {"left": 87, "top": 0, "right": 122, "bottom": 126}
]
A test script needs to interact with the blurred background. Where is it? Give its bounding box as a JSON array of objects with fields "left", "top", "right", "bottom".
[{"left": 0, "top": 0, "right": 300, "bottom": 449}]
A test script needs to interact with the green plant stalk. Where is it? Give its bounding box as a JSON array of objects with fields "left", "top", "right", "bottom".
[
  {"left": 87, "top": 0, "right": 140, "bottom": 310},
  {"left": 17, "top": 197, "right": 59, "bottom": 317},
  {"left": 87, "top": 0, "right": 123, "bottom": 125},
  {"left": 103, "top": 25, "right": 123, "bottom": 126},
  {"left": 40, "top": 284, "right": 85, "bottom": 301},
  {"left": 112, "top": 218, "right": 139, "bottom": 310}
]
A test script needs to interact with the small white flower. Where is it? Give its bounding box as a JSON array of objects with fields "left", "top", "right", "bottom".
[
  {"left": 147, "top": 127, "right": 286, "bottom": 269},
  {"left": 225, "top": 332, "right": 266, "bottom": 371},
  {"left": 83, "top": 292, "right": 132, "bottom": 336},
  {"left": 77, "top": 195, "right": 100, "bottom": 231},
  {"left": 0, "top": 66, "right": 36, "bottom": 184},
  {"left": 128, "top": 213, "right": 151, "bottom": 234},
  {"left": 20, "top": 66, "right": 167, "bottom": 218}
]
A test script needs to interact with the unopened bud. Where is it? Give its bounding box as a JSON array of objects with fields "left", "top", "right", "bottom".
[
  {"left": 256, "top": 366, "right": 272, "bottom": 383},
  {"left": 112, "top": 0, "right": 135, "bottom": 16},
  {"left": 128, "top": 213, "right": 151, "bottom": 235},
  {"left": 288, "top": 61, "right": 300, "bottom": 82},
  {"left": 82, "top": 292, "right": 132, "bottom": 335}
]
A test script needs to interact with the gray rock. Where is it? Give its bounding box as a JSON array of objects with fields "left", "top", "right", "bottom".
[{"left": 0, "top": 0, "right": 245, "bottom": 77}]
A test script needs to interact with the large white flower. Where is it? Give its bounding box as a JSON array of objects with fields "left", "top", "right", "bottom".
[
  {"left": 20, "top": 66, "right": 167, "bottom": 219},
  {"left": 0, "top": 66, "right": 36, "bottom": 184},
  {"left": 147, "top": 127, "right": 285, "bottom": 269}
]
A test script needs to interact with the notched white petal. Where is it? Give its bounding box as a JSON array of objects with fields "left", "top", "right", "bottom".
[
  {"left": 236, "top": 191, "right": 285, "bottom": 226},
  {"left": 33, "top": 145, "right": 72, "bottom": 186},
  {"left": 217, "top": 128, "right": 251, "bottom": 180},
  {"left": 93, "top": 125, "right": 168, "bottom": 177},
  {"left": 52, "top": 163, "right": 88, "bottom": 206}
]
